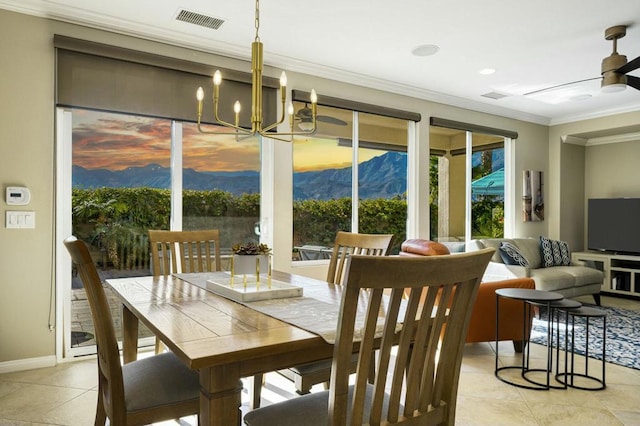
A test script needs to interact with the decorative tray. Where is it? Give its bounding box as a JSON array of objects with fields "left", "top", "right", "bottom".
[{"left": 206, "top": 275, "right": 303, "bottom": 302}]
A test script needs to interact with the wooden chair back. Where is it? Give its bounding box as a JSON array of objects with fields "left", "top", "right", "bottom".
[
  {"left": 328, "top": 248, "right": 494, "bottom": 426},
  {"left": 148, "top": 229, "right": 221, "bottom": 276},
  {"left": 64, "top": 236, "right": 127, "bottom": 424},
  {"left": 326, "top": 231, "right": 393, "bottom": 285}
]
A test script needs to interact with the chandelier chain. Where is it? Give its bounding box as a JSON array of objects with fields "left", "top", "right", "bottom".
[{"left": 254, "top": 0, "right": 260, "bottom": 42}]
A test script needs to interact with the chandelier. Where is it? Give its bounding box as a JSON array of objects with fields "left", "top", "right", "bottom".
[{"left": 196, "top": 0, "right": 317, "bottom": 141}]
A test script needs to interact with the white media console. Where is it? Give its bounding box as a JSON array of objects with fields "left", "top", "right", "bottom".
[{"left": 572, "top": 251, "right": 640, "bottom": 298}]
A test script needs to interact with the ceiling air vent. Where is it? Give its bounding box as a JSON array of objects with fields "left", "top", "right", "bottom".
[
  {"left": 175, "top": 9, "right": 225, "bottom": 30},
  {"left": 481, "top": 91, "right": 509, "bottom": 100}
]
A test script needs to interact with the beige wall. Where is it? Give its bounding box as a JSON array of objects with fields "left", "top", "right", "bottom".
[
  {"left": 550, "top": 112, "right": 640, "bottom": 252},
  {"left": 585, "top": 140, "right": 640, "bottom": 199},
  {"left": 0, "top": 10, "right": 56, "bottom": 364},
  {"left": 559, "top": 143, "right": 586, "bottom": 251},
  {"left": 582, "top": 139, "right": 640, "bottom": 249},
  {"left": 0, "top": 7, "right": 559, "bottom": 366}
]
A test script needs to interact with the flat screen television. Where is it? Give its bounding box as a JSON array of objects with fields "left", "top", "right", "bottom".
[{"left": 588, "top": 198, "right": 640, "bottom": 255}]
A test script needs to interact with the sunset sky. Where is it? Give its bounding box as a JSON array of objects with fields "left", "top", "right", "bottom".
[{"left": 72, "top": 109, "right": 380, "bottom": 173}]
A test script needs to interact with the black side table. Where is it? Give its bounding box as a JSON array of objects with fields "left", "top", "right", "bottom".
[
  {"left": 528, "top": 298, "right": 582, "bottom": 389},
  {"left": 556, "top": 306, "right": 607, "bottom": 390},
  {"left": 495, "top": 288, "right": 563, "bottom": 390}
]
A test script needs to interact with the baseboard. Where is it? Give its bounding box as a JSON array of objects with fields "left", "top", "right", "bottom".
[{"left": 0, "top": 355, "right": 57, "bottom": 374}]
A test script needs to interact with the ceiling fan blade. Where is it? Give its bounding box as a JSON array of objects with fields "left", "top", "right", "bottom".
[
  {"left": 617, "top": 56, "right": 640, "bottom": 75},
  {"left": 627, "top": 75, "right": 640, "bottom": 91},
  {"left": 317, "top": 115, "right": 347, "bottom": 126},
  {"left": 523, "top": 77, "right": 600, "bottom": 96}
]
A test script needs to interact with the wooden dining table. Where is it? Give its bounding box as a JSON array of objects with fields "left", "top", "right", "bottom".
[{"left": 105, "top": 270, "right": 343, "bottom": 426}]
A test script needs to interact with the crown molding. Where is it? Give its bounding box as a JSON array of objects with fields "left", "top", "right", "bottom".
[
  {"left": 586, "top": 132, "right": 640, "bottom": 146},
  {"left": 562, "top": 132, "right": 640, "bottom": 146},
  {"left": 550, "top": 103, "right": 640, "bottom": 126},
  {"left": 561, "top": 135, "right": 588, "bottom": 145}
]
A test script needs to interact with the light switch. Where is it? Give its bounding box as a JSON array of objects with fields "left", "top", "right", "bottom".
[{"left": 6, "top": 211, "right": 35, "bottom": 229}]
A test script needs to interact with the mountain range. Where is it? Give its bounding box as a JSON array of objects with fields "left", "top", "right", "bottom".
[
  {"left": 73, "top": 149, "right": 503, "bottom": 200},
  {"left": 73, "top": 152, "right": 410, "bottom": 200}
]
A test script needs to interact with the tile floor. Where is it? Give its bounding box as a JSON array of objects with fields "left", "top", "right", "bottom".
[{"left": 1, "top": 295, "right": 639, "bottom": 425}]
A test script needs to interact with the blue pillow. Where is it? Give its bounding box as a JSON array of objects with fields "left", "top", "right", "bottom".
[
  {"left": 540, "top": 236, "right": 571, "bottom": 267},
  {"left": 499, "top": 242, "right": 530, "bottom": 267}
]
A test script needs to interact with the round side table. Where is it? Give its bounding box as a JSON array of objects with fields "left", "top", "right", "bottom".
[
  {"left": 555, "top": 306, "right": 607, "bottom": 390},
  {"left": 527, "top": 298, "right": 582, "bottom": 389},
  {"left": 495, "top": 288, "right": 563, "bottom": 390}
]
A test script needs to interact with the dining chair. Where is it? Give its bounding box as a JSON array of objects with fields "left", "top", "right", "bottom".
[
  {"left": 251, "top": 232, "right": 393, "bottom": 408},
  {"left": 64, "top": 236, "right": 200, "bottom": 426},
  {"left": 148, "top": 229, "right": 222, "bottom": 276},
  {"left": 148, "top": 229, "right": 266, "bottom": 409},
  {"left": 148, "top": 229, "right": 222, "bottom": 353},
  {"left": 244, "top": 248, "right": 494, "bottom": 426},
  {"left": 326, "top": 231, "right": 394, "bottom": 285}
]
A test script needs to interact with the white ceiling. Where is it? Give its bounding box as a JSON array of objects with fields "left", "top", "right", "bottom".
[{"left": 4, "top": 0, "right": 640, "bottom": 125}]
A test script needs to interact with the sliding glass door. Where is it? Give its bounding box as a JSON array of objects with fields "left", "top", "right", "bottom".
[
  {"left": 429, "top": 125, "right": 508, "bottom": 245},
  {"left": 57, "top": 108, "right": 261, "bottom": 358},
  {"left": 292, "top": 104, "right": 411, "bottom": 260}
]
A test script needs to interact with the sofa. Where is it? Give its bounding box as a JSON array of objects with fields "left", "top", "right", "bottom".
[
  {"left": 468, "top": 237, "right": 604, "bottom": 305},
  {"left": 400, "top": 239, "right": 535, "bottom": 351}
]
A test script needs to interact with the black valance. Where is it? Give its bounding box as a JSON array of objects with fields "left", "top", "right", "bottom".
[{"left": 54, "top": 35, "right": 277, "bottom": 127}]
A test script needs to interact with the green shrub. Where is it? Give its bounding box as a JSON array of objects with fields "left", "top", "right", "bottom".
[
  {"left": 292, "top": 197, "right": 407, "bottom": 254},
  {"left": 73, "top": 188, "right": 412, "bottom": 266}
]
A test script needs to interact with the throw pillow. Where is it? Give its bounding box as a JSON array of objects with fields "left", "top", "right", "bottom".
[
  {"left": 499, "top": 242, "right": 530, "bottom": 267},
  {"left": 540, "top": 236, "right": 571, "bottom": 267}
]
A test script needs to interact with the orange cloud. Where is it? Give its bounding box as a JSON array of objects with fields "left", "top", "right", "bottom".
[{"left": 72, "top": 111, "right": 259, "bottom": 172}]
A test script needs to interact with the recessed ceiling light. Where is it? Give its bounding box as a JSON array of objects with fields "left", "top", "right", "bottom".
[
  {"left": 411, "top": 44, "right": 440, "bottom": 57},
  {"left": 479, "top": 68, "right": 496, "bottom": 75}
]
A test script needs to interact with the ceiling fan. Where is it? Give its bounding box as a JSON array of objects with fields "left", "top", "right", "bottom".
[
  {"left": 600, "top": 25, "right": 640, "bottom": 92},
  {"left": 525, "top": 25, "right": 640, "bottom": 98},
  {"left": 295, "top": 104, "right": 347, "bottom": 131}
]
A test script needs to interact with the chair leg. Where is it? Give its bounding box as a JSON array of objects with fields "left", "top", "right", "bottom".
[
  {"left": 95, "top": 390, "right": 107, "bottom": 425},
  {"left": 368, "top": 351, "right": 376, "bottom": 384},
  {"left": 592, "top": 293, "right": 601, "bottom": 306},
  {"left": 295, "top": 376, "right": 313, "bottom": 395},
  {"left": 247, "top": 374, "right": 264, "bottom": 409},
  {"left": 155, "top": 337, "right": 164, "bottom": 354},
  {"left": 512, "top": 340, "right": 524, "bottom": 353}
]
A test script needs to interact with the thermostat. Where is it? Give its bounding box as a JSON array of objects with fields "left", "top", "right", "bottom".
[{"left": 6, "top": 187, "right": 31, "bottom": 205}]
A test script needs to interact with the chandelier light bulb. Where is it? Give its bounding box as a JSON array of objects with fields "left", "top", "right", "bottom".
[
  {"left": 310, "top": 89, "right": 318, "bottom": 104},
  {"left": 196, "top": 87, "right": 204, "bottom": 101},
  {"left": 280, "top": 71, "right": 287, "bottom": 87},
  {"left": 287, "top": 102, "right": 294, "bottom": 115},
  {"left": 234, "top": 101, "right": 241, "bottom": 114},
  {"left": 213, "top": 70, "right": 222, "bottom": 86}
]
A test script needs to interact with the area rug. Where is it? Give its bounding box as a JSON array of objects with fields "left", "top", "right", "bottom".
[{"left": 530, "top": 304, "right": 640, "bottom": 370}]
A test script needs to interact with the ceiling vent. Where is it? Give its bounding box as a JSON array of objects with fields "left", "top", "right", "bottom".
[
  {"left": 481, "top": 91, "right": 509, "bottom": 100},
  {"left": 175, "top": 9, "right": 225, "bottom": 30}
]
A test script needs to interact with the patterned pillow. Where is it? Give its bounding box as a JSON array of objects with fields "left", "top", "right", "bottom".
[
  {"left": 540, "top": 236, "right": 571, "bottom": 267},
  {"left": 499, "top": 242, "right": 530, "bottom": 267}
]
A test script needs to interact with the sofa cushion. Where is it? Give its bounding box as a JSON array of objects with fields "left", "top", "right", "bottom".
[
  {"left": 510, "top": 238, "right": 542, "bottom": 269},
  {"left": 400, "top": 239, "right": 450, "bottom": 256},
  {"left": 557, "top": 265, "right": 604, "bottom": 286},
  {"left": 529, "top": 268, "right": 576, "bottom": 292},
  {"left": 499, "top": 242, "right": 530, "bottom": 267},
  {"left": 540, "top": 236, "right": 571, "bottom": 267},
  {"left": 475, "top": 238, "right": 510, "bottom": 263},
  {"left": 442, "top": 241, "right": 466, "bottom": 253}
]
